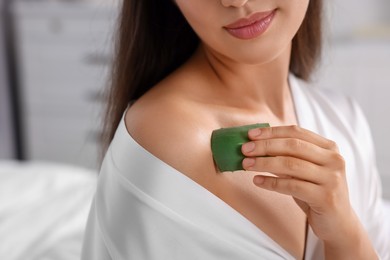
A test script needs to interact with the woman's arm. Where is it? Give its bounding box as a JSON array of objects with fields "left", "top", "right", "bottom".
[{"left": 241, "top": 125, "right": 378, "bottom": 259}]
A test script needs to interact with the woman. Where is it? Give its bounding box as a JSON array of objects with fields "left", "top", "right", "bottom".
[{"left": 82, "top": 0, "right": 389, "bottom": 259}]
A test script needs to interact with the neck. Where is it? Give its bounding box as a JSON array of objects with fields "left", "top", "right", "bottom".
[{"left": 190, "top": 43, "right": 294, "bottom": 122}]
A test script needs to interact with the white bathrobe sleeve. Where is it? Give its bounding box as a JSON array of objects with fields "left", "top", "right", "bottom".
[
  {"left": 81, "top": 118, "right": 296, "bottom": 260},
  {"left": 349, "top": 99, "right": 390, "bottom": 259},
  {"left": 81, "top": 197, "right": 112, "bottom": 260}
]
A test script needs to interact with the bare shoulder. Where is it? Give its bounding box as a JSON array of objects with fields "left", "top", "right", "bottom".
[{"left": 124, "top": 79, "right": 217, "bottom": 181}]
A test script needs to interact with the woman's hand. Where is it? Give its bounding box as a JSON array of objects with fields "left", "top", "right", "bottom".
[{"left": 241, "top": 125, "right": 377, "bottom": 259}]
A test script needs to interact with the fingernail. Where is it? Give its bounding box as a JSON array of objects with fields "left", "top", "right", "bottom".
[
  {"left": 242, "top": 142, "right": 255, "bottom": 153},
  {"left": 242, "top": 158, "right": 255, "bottom": 169},
  {"left": 254, "top": 176, "right": 265, "bottom": 185},
  {"left": 248, "top": 128, "right": 262, "bottom": 138}
]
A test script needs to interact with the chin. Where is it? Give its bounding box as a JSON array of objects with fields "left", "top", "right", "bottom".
[{"left": 225, "top": 44, "right": 289, "bottom": 66}]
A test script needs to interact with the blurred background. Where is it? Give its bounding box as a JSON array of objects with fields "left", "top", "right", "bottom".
[
  {"left": 0, "top": 0, "right": 119, "bottom": 258},
  {"left": 0, "top": 0, "right": 389, "bottom": 259},
  {"left": 0, "top": 0, "right": 119, "bottom": 169}
]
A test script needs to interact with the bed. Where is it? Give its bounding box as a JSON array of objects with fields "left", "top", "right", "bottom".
[
  {"left": 0, "top": 160, "right": 389, "bottom": 259},
  {"left": 0, "top": 160, "right": 96, "bottom": 260}
]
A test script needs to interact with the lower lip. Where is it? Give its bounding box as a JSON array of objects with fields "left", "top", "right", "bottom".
[{"left": 225, "top": 11, "right": 276, "bottom": 40}]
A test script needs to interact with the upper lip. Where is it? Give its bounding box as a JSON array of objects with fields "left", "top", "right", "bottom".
[{"left": 224, "top": 10, "right": 276, "bottom": 29}]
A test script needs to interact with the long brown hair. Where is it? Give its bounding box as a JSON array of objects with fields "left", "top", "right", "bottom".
[{"left": 101, "top": 0, "right": 323, "bottom": 155}]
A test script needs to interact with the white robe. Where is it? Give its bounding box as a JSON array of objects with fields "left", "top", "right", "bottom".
[{"left": 82, "top": 75, "right": 389, "bottom": 259}]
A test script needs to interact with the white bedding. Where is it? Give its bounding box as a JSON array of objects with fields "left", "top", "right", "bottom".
[{"left": 0, "top": 160, "right": 96, "bottom": 260}]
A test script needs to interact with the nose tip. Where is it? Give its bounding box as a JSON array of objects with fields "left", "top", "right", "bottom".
[{"left": 221, "top": 0, "right": 249, "bottom": 8}]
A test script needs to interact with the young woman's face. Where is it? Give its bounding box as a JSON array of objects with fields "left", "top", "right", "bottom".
[{"left": 174, "top": 0, "right": 310, "bottom": 65}]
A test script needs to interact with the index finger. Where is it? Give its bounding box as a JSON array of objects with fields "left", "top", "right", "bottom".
[{"left": 248, "top": 125, "right": 339, "bottom": 151}]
